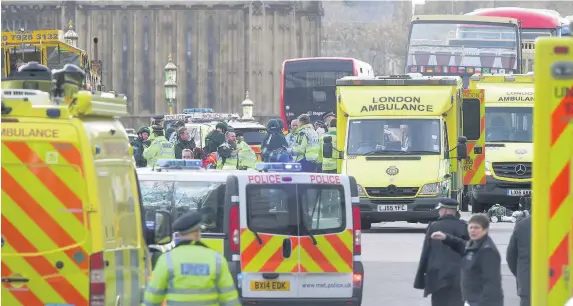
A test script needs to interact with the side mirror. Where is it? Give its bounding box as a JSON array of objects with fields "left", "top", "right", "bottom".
[
  {"left": 457, "top": 136, "right": 468, "bottom": 161},
  {"left": 323, "top": 136, "right": 333, "bottom": 158},
  {"left": 145, "top": 211, "right": 173, "bottom": 245}
]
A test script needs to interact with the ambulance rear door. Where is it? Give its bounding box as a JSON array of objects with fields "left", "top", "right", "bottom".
[
  {"left": 461, "top": 89, "right": 486, "bottom": 187},
  {"left": 238, "top": 172, "right": 300, "bottom": 299},
  {"left": 296, "top": 173, "right": 354, "bottom": 299},
  {"left": 532, "top": 37, "right": 573, "bottom": 306}
]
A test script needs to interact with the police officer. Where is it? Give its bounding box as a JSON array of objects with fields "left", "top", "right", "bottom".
[
  {"left": 287, "top": 114, "right": 319, "bottom": 172},
  {"left": 148, "top": 115, "right": 165, "bottom": 142},
  {"left": 143, "top": 212, "right": 241, "bottom": 306},
  {"left": 414, "top": 198, "right": 468, "bottom": 306},
  {"left": 132, "top": 126, "right": 150, "bottom": 167},
  {"left": 216, "top": 131, "right": 257, "bottom": 170},
  {"left": 318, "top": 118, "right": 337, "bottom": 173},
  {"left": 143, "top": 125, "right": 175, "bottom": 167}
]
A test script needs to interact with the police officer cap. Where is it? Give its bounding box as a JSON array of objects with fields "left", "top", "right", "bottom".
[
  {"left": 435, "top": 198, "right": 459, "bottom": 210},
  {"left": 152, "top": 115, "right": 165, "bottom": 120},
  {"left": 322, "top": 112, "right": 335, "bottom": 121},
  {"left": 151, "top": 125, "right": 164, "bottom": 132},
  {"left": 172, "top": 211, "right": 204, "bottom": 234}
]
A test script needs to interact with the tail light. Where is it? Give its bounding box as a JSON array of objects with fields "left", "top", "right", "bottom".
[
  {"left": 229, "top": 205, "right": 240, "bottom": 252},
  {"left": 554, "top": 46, "right": 569, "bottom": 54},
  {"left": 89, "top": 252, "right": 106, "bottom": 306},
  {"left": 352, "top": 273, "right": 363, "bottom": 288},
  {"left": 352, "top": 206, "right": 361, "bottom": 254}
]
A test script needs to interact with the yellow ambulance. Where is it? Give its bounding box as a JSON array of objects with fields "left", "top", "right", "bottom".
[
  {"left": 1, "top": 63, "right": 168, "bottom": 305},
  {"left": 323, "top": 74, "right": 486, "bottom": 228},
  {"left": 531, "top": 35, "right": 573, "bottom": 306},
  {"left": 139, "top": 160, "right": 365, "bottom": 305},
  {"left": 468, "top": 74, "right": 534, "bottom": 213}
]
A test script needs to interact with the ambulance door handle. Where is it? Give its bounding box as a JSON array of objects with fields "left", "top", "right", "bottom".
[
  {"left": 282, "top": 238, "right": 292, "bottom": 258},
  {"left": 2, "top": 277, "right": 29, "bottom": 283},
  {"left": 473, "top": 146, "right": 482, "bottom": 154}
]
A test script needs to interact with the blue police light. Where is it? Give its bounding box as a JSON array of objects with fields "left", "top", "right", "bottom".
[
  {"left": 254, "top": 162, "right": 302, "bottom": 172},
  {"left": 183, "top": 108, "right": 214, "bottom": 114},
  {"left": 157, "top": 159, "right": 203, "bottom": 169}
]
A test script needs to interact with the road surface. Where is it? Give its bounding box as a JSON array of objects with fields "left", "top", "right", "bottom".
[{"left": 361, "top": 213, "right": 520, "bottom": 306}]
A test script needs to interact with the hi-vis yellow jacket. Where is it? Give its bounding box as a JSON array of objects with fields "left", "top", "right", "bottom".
[
  {"left": 143, "top": 241, "right": 240, "bottom": 306},
  {"left": 216, "top": 141, "right": 257, "bottom": 170},
  {"left": 143, "top": 136, "right": 175, "bottom": 167},
  {"left": 290, "top": 123, "right": 319, "bottom": 162}
]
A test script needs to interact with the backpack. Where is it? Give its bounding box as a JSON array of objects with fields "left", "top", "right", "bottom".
[{"left": 205, "top": 130, "right": 216, "bottom": 153}]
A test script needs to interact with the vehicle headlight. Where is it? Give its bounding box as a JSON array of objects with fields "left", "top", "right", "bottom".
[
  {"left": 485, "top": 161, "right": 492, "bottom": 176},
  {"left": 357, "top": 184, "right": 366, "bottom": 197},
  {"left": 419, "top": 182, "right": 441, "bottom": 195}
]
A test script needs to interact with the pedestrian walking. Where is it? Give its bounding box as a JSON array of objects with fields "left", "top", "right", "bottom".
[
  {"left": 414, "top": 198, "right": 468, "bottom": 306},
  {"left": 430, "top": 213, "right": 504, "bottom": 306},
  {"left": 143, "top": 211, "right": 241, "bottom": 306},
  {"left": 507, "top": 215, "right": 531, "bottom": 306}
]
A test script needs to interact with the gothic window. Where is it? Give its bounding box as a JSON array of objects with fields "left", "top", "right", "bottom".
[
  {"left": 142, "top": 16, "right": 153, "bottom": 113},
  {"left": 121, "top": 16, "right": 129, "bottom": 107},
  {"left": 186, "top": 21, "right": 194, "bottom": 108},
  {"left": 207, "top": 16, "right": 216, "bottom": 109}
]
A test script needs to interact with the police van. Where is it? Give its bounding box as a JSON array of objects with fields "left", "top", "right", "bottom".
[{"left": 137, "top": 160, "right": 365, "bottom": 305}]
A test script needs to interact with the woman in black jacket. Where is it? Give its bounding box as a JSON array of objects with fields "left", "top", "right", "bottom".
[{"left": 430, "top": 213, "right": 504, "bottom": 306}]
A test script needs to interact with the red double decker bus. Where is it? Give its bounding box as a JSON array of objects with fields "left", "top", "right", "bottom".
[
  {"left": 466, "top": 8, "right": 563, "bottom": 72},
  {"left": 406, "top": 15, "right": 521, "bottom": 87},
  {"left": 280, "top": 57, "right": 373, "bottom": 125}
]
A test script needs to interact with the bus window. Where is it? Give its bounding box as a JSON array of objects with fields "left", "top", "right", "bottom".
[{"left": 46, "top": 46, "right": 80, "bottom": 69}]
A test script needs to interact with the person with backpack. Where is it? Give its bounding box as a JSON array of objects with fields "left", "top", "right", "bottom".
[
  {"left": 261, "top": 119, "right": 289, "bottom": 162},
  {"left": 204, "top": 121, "right": 228, "bottom": 154}
]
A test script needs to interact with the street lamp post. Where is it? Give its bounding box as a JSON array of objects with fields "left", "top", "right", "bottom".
[{"left": 164, "top": 54, "right": 178, "bottom": 114}]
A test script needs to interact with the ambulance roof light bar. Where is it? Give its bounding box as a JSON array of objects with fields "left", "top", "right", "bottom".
[
  {"left": 336, "top": 75, "right": 460, "bottom": 86},
  {"left": 156, "top": 159, "right": 203, "bottom": 169},
  {"left": 255, "top": 162, "right": 302, "bottom": 172}
]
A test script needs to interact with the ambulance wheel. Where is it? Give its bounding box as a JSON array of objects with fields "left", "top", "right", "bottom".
[
  {"left": 470, "top": 196, "right": 484, "bottom": 213},
  {"left": 361, "top": 219, "right": 372, "bottom": 230}
]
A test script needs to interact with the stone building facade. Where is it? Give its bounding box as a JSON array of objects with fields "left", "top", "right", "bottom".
[{"left": 1, "top": 1, "right": 323, "bottom": 117}]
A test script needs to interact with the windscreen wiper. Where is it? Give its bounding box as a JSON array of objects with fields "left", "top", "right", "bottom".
[
  {"left": 364, "top": 149, "right": 407, "bottom": 155},
  {"left": 252, "top": 230, "right": 263, "bottom": 245},
  {"left": 299, "top": 204, "right": 317, "bottom": 245},
  {"left": 301, "top": 222, "right": 317, "bottom": 245},
  {"left": 401, "top": 150, "right": 439, "bottom": 155}
]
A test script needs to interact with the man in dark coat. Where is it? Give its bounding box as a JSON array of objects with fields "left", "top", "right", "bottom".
[
  {"left": 414, "top": 198, "right": 468, "bottom": 306},
  {"left": 204, "top": 121, "right": 228, "bottom": 154},
  {"left": 506, "top": 215, "right": 531, "bottom": 306}
]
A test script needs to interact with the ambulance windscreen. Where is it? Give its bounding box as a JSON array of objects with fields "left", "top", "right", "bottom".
[
  {"left": 246, "top": 184, "right": 345, "bottom": 235},
  {"left": 236, "top": 128, "right": 267, "bottom": 145},
  {"left": 485, "top": 107, "right": 532, "bottom": 143},
  {"left": 347, "top": 118, "right": 441, "bottom": 155},
  {"left": 140, "top": 180, "right": 225, "bottom": 233}
]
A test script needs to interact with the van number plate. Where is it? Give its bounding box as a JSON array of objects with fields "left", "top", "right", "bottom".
[
  {"left": 507, "top": 189, "right": 531, "bottom": 196},
  {"left": 377, "top": 204, "right": 407, "bottom": 212},
  {"left": 250, "top": 280, "right": 290, "bottom": 291}
]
